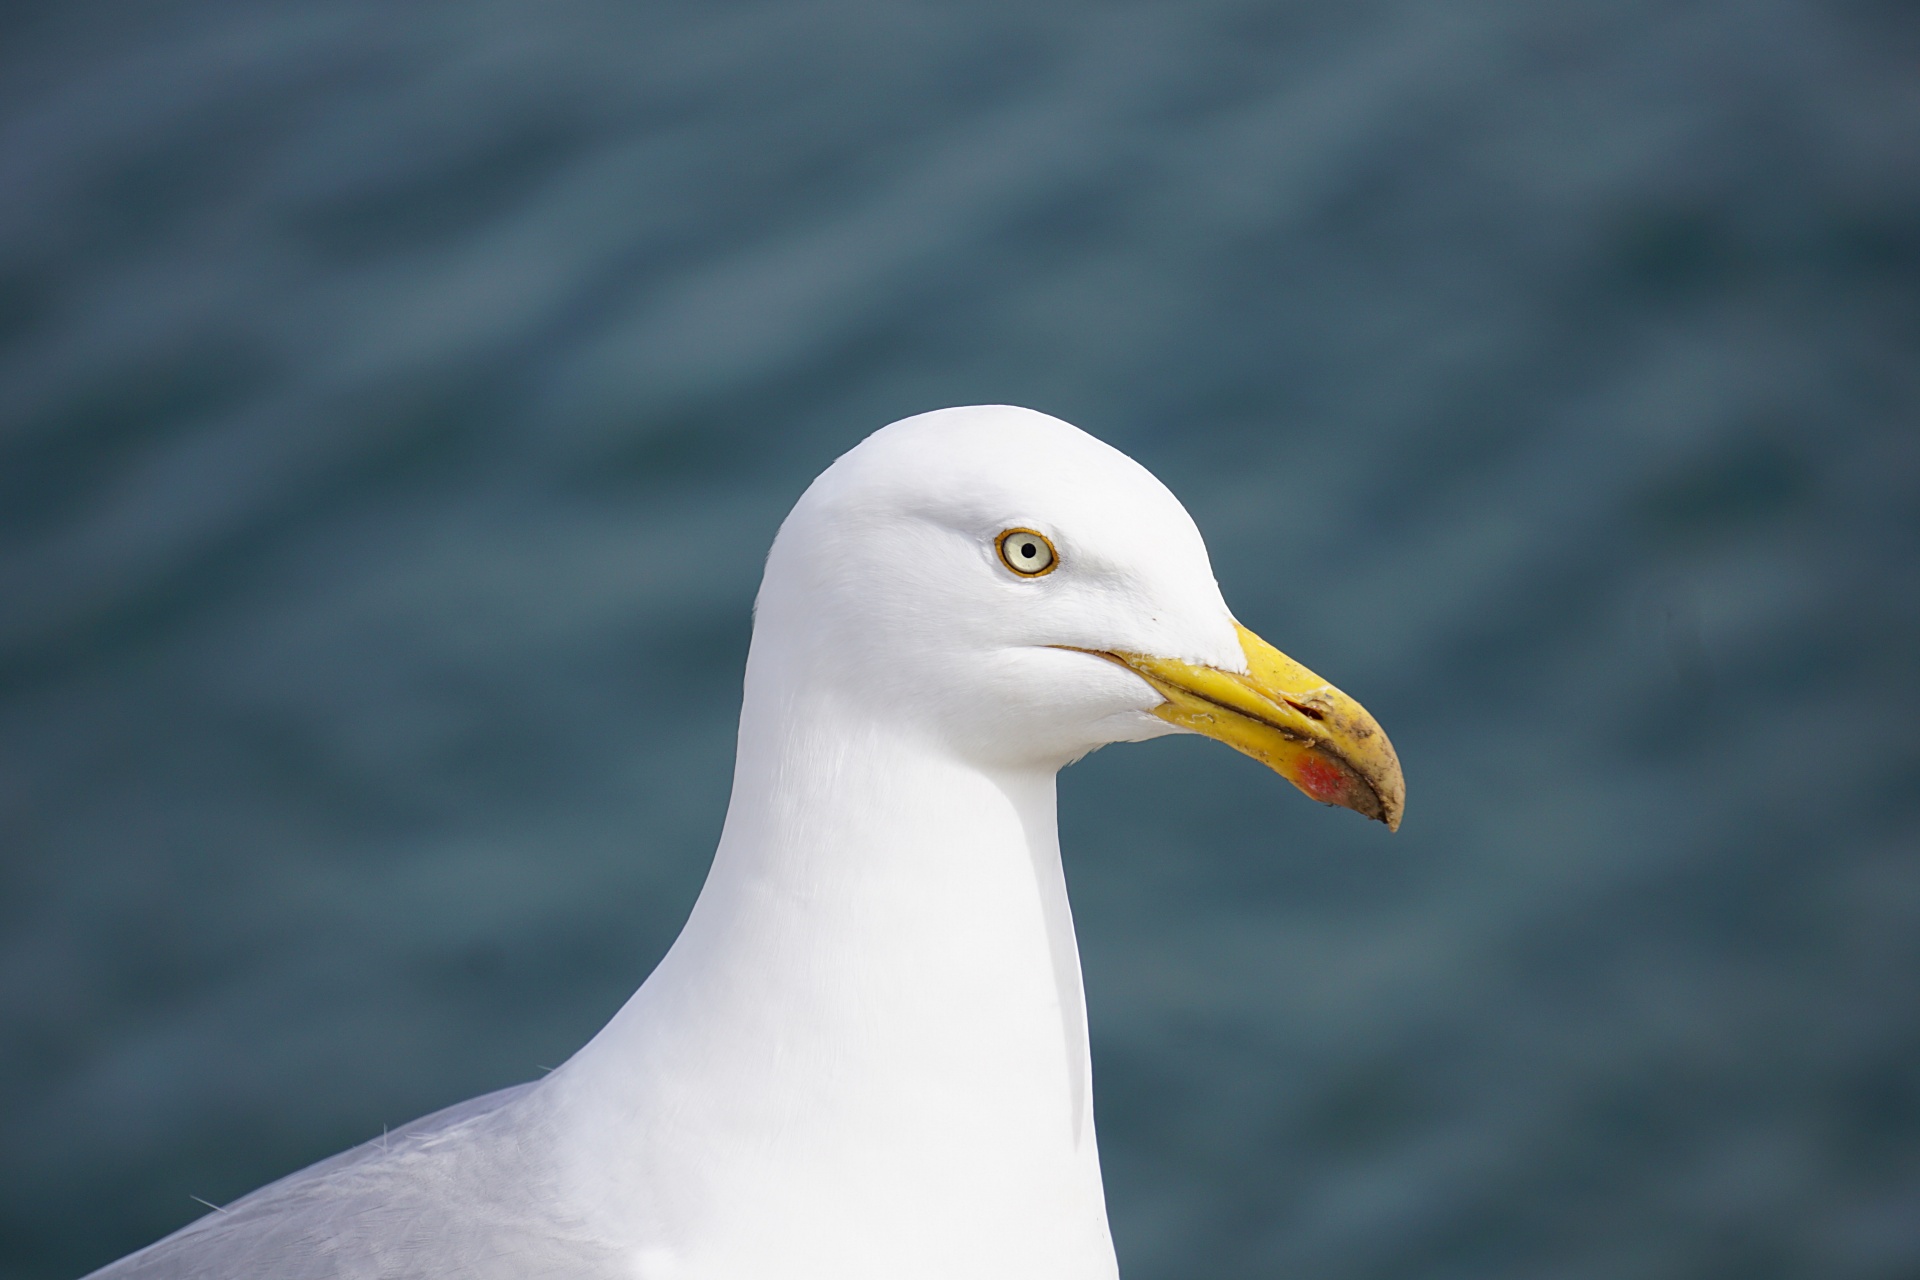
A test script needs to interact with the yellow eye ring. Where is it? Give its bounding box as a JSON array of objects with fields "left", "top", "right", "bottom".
[{"left": 996, "top": 528, "right": 1058, "bottom": 577}]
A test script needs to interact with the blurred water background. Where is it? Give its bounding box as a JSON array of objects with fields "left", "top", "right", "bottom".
[{"left": 2, "top": 1, "right": 1917, "bottom": 1276}]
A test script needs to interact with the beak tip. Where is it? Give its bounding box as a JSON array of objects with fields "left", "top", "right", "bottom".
[
  {"left": 1377, "top": 769, "right": 1405, "bottom": 832},
  {"left": 1375, "top": 774, "right": 1406, "bottom": 834}
]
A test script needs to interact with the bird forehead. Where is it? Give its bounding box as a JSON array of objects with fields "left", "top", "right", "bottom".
[{"left": 819, "top": 409, "right": 1203, "bottom": 552}]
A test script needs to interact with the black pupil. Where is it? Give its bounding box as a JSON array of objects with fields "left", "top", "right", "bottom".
[{"left": 1020, "top": 542, "right": 1037, "bottom": 559}]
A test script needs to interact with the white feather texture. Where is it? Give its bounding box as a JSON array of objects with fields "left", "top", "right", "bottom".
[{"left": 89, "top": 406, "right": 1247, "bottom": 1280}]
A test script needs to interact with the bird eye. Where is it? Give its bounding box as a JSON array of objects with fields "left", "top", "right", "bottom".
[{"left": 996, "top": 528, "right": 1058, "bottom": 577}]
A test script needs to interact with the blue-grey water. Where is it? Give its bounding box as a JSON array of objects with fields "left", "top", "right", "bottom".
[{"left": 2, "top": 2, "right": 1917, "bottom": 1277}]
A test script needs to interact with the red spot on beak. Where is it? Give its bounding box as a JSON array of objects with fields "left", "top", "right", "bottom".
[{"left": 1295, "top": 758, "right": 1348, "bottom": 804}]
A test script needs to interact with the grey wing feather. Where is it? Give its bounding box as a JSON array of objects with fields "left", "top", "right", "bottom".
[{"left": 85, "top": 1083, "right": 626, "bottom": 1280}]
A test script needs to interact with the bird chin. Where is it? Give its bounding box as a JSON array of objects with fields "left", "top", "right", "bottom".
[
  {"left": 1086, "top": 707, "right": 1188, "bottom": 748},
  {"left": 973, "top": 709, "right": 1179, "bottom": 773},
  {"left": 1039, "top": 710, "right": 1184, "bottom": 771}
]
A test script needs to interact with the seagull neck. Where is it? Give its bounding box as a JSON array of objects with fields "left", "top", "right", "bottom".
[{"left": 550, "top": 679, "right": 1106, "bottom": 1246}]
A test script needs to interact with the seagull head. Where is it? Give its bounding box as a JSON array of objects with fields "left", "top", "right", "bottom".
[{"left": 752, "top": 405, "right": 1403, "bottom": 829}]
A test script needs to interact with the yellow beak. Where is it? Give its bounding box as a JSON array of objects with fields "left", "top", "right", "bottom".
[{"left": 1088, "top": 622, "right": 1404, "bottom": 830}]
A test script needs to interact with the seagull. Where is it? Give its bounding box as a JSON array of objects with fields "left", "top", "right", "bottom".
[{"left": 88, "top": 405, "right": 1403, "bottom": 1280}]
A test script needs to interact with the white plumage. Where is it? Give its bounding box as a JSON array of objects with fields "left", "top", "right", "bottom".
[{"left": 90, "top": 406, "right": 1400, "bottom": 1280}]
